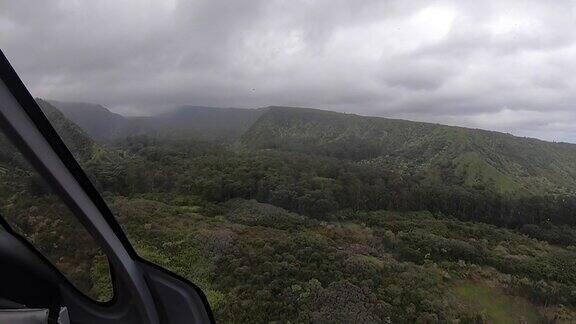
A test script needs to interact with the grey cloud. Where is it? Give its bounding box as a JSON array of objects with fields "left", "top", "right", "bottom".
[
  {"left": 380, "top": 56, "right": 457, "bottom": 90},
  {"left": 1, "top": 0, "right": 576, "bottom": 142}
]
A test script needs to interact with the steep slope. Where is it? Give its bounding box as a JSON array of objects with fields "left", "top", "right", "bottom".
[
  {"left": 37, "top": 99, "right": 131, "bottom": 192},
  {"left": 38, "top": 99, "right": 97, "bottom": 160},
  {"left": 0, "top": 99, "right": 97, "bottom": 182},
  {"left": 49, "top": 101, "right": 267, "bottom": 142},
  {"left": 48, "top": 100, "right": 132, "bottom": 141},
  {"left": 0, "top": 99, "right": 102, "bottom": 199},
  {"left": 242, "top": 107, "right": 576, "bottom": 195}
]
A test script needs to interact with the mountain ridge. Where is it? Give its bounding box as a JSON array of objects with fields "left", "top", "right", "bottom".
[
  {"left": 48, "top": 100, "right": 268, "bottom": 142},
  {"left": 242, "top": 106, "right": 576, "bottom": 196},
  {"left": 43, "top": 100, "right": 576, "bottom": 196},
  {"left": 48, "top": 99, "right": 575, "bottom": 146}
]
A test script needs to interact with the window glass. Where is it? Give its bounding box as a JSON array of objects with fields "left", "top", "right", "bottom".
[{"left": 0, "top": 125, "right": 113, "bottom": 302}]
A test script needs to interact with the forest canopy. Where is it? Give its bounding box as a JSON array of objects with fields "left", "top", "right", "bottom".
[{"left": 1, "top": 100, "right": 576, "bottom": 322}]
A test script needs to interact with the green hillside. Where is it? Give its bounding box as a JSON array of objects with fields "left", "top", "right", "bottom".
[
  {"left": 37, "top": 99, "right": 132, "bottom": 193},
  {"left": 38, "top": 99, "right": 97, "bottom": 161},
  {"left": 3, "top": 100, "right": 576, "bottom": 322},
  {"left": 242, "top": 107, "right": 576, "bottom": 195}
]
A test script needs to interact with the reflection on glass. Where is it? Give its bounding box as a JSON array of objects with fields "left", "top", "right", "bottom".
[{"left": 0, "top": 127, "right": 113, "bottom": 302}]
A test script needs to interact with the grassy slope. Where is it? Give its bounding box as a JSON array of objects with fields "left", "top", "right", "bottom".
[
  {"left": 242, "top": 107, "right": 576, "bottom": 195},
  {"left": 451, "top": 281, "right": 542, "bottom": 323}
]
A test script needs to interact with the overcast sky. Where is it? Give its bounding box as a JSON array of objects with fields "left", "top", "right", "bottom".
[{"left": 1, "top": 0, "right": 576, "bottom": 143}]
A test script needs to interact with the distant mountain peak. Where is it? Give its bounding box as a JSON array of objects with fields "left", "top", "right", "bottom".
[
  {"left": 47, "top": 100, "right": 268, "bottom": 142},
  {"left": 47, "top": 100, "right": 128, "bottom": 141},
  {"left": 48, "top": 100, "right": 123, "bottom": 117}
]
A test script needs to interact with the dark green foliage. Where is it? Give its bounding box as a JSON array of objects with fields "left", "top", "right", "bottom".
[
  {"left": 243, "top": 107, "right": 576, "bottom": 196},
  {"left": 109, "top": 195, "right": 576, "bottom": 322},
  {"left": 520, "top": 222, "right": 576, "bottom": 246},
  {"left": 5, "top": 102, "right": 576, "bottom": 321}
]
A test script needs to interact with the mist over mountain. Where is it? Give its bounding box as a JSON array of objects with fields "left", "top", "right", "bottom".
[
  {"left": 49, "top": 100, "right": 267, "bottom": 142},
  {"left": 146, "top": 105, "right": 268, "bottom": 141}
]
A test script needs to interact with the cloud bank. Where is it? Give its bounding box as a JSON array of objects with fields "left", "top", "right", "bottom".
[{"left": 1, "top": 0, "right": 576, "bottom": 142}]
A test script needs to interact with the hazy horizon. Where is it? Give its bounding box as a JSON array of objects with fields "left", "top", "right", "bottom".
[
  {"left": 2, "top": 0, "right": 576, "bottom": 143},
  {"left": 42, "top": 98, "right": 575, "bottom": 145}
]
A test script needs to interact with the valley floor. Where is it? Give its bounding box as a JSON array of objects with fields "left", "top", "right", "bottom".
[{"left": 104, "top": 194, "right": 576, "bottom": 323}]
